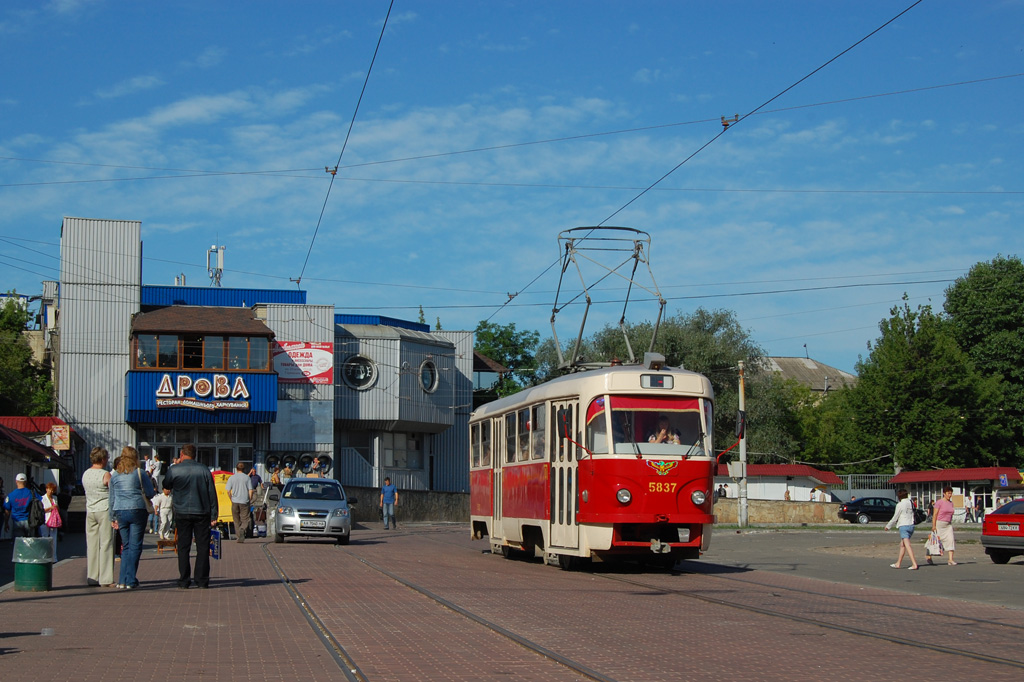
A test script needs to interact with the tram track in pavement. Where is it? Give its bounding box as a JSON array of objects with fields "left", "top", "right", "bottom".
[
  {"left": 262, "top": 543, "right": 367, "bottom": 682},
  {"left": 262, "top": 536, "right": 619, "bottom": 682},
  {"left": 413, "top": 527, "right": 1024, "bottom": 671}
]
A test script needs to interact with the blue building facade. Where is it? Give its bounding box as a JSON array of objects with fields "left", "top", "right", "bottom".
[{"left": 47, "top": 217, "right": 472, "bottom": 492}]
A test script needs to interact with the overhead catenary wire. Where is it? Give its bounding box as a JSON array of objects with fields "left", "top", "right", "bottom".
[
  {"left": 294, "top": 0, "right": 395, "bottom": 287},
  {"left": 1, "top": 69, "right": 1018, "bottom": 188},
  {"left": 478, "top": 0, "right": 926, "bottom": 326}
]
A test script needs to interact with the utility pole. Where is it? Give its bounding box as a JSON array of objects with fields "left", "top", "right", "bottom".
[{"left": 738, "top": 361, "right": 749, "bottom": 527}]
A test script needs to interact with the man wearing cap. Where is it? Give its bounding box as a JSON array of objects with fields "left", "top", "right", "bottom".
[{"left": 4, "top": 473, "right": 41, "bottom": 538}]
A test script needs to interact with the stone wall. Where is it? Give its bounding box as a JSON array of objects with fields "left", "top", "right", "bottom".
[
  {"left": 347, "top": 486, "right": 470, "bottom": 524},
  {"left": 713, "top": 498, "right": 840, "bottom": 525},
  {"left": 344, "top": 489, "right": 841, "bottom": 525}
]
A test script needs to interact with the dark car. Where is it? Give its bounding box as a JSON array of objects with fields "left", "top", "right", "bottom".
[
  {"left": 838, "top": 496, "right": 926, "bottom": 525},
  {"left": 981, "top": 498, "right": 1024, "bottom": 564}
]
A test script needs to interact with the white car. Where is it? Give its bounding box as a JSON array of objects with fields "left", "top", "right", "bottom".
[{"left": 271, "top": 478, "right": 357, "bottom": 544}]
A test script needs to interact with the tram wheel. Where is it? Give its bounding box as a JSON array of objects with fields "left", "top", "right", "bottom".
[{"left": 557, "top": 554, "right": 578, "bottom": 571}]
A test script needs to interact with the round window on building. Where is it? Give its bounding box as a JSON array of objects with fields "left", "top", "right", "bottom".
[
  {"left": 342, "top": 355, "right": 377, "bottom": 390},
  {"left": 419, "top": 359, "right": 439, "bottom": 393}
]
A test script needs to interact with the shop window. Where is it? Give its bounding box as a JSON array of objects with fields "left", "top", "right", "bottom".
[
  {"left": 227, "top": 337, "right": 248, "bottom": 369},
  {"left": 175, "top": 428, "right": 194, "bottom": 443},
  {"left": 204, "top": 336, "right": 225, "bottom": 369},
  {"left": 157, "top": 335, "right": 179, "bottom": 368},
  {"left": 198, "top": 427, "right": 217, "bottom": 444},
  {"left": 237, "top": 426, "right": 253, "bottom": 443},
  {"left": 250, "top": 337, "right": 270, "bottom": 371},
  {"left": 380, "top": 431, "right": 423, "bottom": 469},
  {"left": 420, "top": 359, "right": 439, "bottom": 393},
  {"left": 342, "top": 355, "right": 377, "bottom": 390},
  {"left": 180, "top": 334, "right": 202, "bottom": 369},
  {"left": 136, "top": 335, "right": 158, "bottom": 368}
]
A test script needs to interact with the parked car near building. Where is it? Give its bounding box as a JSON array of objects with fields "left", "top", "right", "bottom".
[
  {"left": 272, "top": 478, "right": 357, "bottom": 544},
  {"left": 838, "top": 496, "right": 926, "bottom": 525},
  {"left": 981, "top": 498, "right": 1024, "bottom": 564}
]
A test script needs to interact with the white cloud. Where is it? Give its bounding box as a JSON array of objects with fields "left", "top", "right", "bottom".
[{"left": 93, "top": 75, "right": 165, "bottom": 100}]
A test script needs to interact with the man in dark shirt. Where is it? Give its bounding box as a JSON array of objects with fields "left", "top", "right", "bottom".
[{"left": 163, "top": 444, "right": 218, "bottom": 589}]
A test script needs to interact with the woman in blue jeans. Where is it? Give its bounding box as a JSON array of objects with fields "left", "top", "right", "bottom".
[{"left": 109, "top": 446, "right": 155, "bottom": 589}]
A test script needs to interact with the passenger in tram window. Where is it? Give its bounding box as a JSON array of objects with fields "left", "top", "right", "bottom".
[{"left": 648, "top": 416, "right": 681, "bottom": 445}]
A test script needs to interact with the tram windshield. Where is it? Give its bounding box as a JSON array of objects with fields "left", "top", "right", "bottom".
[{"left": 586, "top": 395, "right": 707, "bottom": 457}]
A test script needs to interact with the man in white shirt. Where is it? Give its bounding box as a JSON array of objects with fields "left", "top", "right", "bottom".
[{"left": 224, "top": 463, "right": 253, "bottom": 543}]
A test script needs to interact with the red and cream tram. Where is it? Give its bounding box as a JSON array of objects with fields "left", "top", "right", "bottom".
[{"left": 470, "top": 354, "right": 716, "bottom": 568}]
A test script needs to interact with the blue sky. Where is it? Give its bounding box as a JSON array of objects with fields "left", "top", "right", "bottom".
[{"left": 1, "top": 0, "right": 1021, "bottom": 374}]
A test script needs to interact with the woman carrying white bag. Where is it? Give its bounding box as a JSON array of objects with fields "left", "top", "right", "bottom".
[{"left": 928, "top": 486, "right": 957, "bottom": 566}]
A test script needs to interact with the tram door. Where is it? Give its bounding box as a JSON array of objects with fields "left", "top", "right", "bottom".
[
  {"left": 491, "top": 417, "right": 504, "bottom": 538},
  {"left": 549, "top": 399, "right": 580, "bottom": 550}
]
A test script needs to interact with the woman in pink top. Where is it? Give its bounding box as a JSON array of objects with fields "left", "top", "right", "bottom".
[{"left": 930, "top": 486, "right": 957, "bottom": 566}]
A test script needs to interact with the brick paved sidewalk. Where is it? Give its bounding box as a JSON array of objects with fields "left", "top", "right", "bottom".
[{"left": 0, "top": 538, "right": 342, "bottom": 680}]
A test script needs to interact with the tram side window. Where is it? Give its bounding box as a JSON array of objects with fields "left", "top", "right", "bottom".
[
  {"left": 517, "top": 408, "right": 530, "bottom": 461},
  {"left": 550, "top": 405, "right": 558, "bottom": 462},
  {"left": 505, "top": 413, "right": 517, "bottom": 463},
  {"left": 531, "top": 405, "right": 546, "bottom": 460},
  {"left": 480, "top": 421, "right": 491, "bottom": 467},
  {"left": 471, "top": 423, "right": 480, "bottom": 468}
]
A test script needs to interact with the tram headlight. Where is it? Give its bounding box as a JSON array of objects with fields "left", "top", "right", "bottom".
[
  {"left": 691, "top": 490, "right": 707, "bottom": 506},
  {"left": 616, "top": 488, "right": 632, "bottom": 505}
]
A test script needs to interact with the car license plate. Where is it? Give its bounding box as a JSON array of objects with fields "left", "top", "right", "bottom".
[
  {"left": 998, "top": 523, "right": 1019, "bottom": 532},
  {"left": 301, "top": 520, "right": 326, "bottom": 529}
]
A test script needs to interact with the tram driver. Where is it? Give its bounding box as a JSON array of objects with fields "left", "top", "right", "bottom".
[{"left": 648, "top": 416, "right": 682, "bottom": 445}]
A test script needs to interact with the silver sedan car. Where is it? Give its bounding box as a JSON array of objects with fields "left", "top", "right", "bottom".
[{"left": 272, "top": 478, "right": 357, "bottom": 544}]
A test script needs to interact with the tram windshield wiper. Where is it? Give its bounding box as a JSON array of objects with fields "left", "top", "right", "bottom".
[
  {"left": 683, "top": 431, "right": 705, "bottom": 459},
  {"left": 621, "top": 417, "right": 643, "bottom": 459}
]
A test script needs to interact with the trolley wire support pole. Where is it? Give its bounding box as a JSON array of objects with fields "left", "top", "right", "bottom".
[{"left": 738, "top": 361, "right": 749, "bottom": 528}]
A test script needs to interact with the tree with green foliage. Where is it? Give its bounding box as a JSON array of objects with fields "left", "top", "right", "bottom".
[
  {"left": 944, "top": 255, "right": 1024, "bottom": 465},
  {"left": 0, "top": 295, "right": 53, "bottom": 416},
  {"left": 474, "top": 320, "right": 540, "bottom": 398},
  {"left": 792, "top": 386, "right": 860, "bottom": 472},
  {"left": 845, "top": 299, "right": 1010, "bottom": 472}
]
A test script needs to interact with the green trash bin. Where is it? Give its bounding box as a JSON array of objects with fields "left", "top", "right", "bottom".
[{"left": 13, "top": 537, "right": 55, "bottom": 592}]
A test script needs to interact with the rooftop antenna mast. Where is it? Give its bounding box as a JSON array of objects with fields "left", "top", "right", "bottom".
[
  {"left": 207, "top": 245, "right": 225, "bottom": 287},
  {"left": 550, "top": 227, "right": 666, "bottom": 370}
]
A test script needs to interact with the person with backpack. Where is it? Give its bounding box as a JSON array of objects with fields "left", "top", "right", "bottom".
[{"left": 3, "top": 473, "right": 42, "bottom": 538}]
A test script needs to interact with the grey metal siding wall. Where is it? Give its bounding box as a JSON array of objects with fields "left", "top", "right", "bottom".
[
  {"left": 397, "top": 340, "right": 455, "bottom": 429},
  {"left": 57, "top": 217, "right": 141, "bottom": 473},
  {"left": 262, "top": 305, "right": 335, "bottom": 455},
  {"left": 334, "top": 333, "right": 401, "bottom": 423},
  {"left": 431, "top": 331, "right": 473, "bottom": 492}
]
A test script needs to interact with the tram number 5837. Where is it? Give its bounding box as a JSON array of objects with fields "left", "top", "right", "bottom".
[{"left": 648, "top": 481, "right": 678, "bottom": 493}]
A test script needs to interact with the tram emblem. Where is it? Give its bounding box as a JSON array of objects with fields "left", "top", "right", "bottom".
[{"left": 647, "top": 460, "right": 679, "bottom": 476}]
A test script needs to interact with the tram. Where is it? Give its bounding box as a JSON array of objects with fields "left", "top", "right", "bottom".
[{"left": 470, "top": 353, "right": 717, "bottom": 568}]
